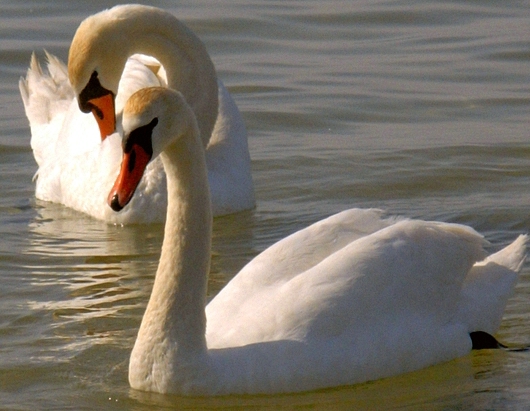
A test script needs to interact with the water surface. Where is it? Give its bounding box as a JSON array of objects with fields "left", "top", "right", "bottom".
[{"left": 1, "top": 0, "right": 529, "bottom": 409}]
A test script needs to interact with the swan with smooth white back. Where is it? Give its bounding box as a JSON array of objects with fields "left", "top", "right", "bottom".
[{"left": 110, "top": 86, "right": 527, "bottom": 395}]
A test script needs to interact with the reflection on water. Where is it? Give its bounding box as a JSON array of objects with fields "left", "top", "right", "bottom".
[
  {"left": 20, "top": 204, "right": 154, "bottom": 363},
  {"left": 0, "top": 196, "right": 265, "bottom": 408},
  {"left": 16, "top": 199, "right": 263, "bottom": 365},
  {"left": 22, "top": 202, "right": 260, "bottom": 348}
]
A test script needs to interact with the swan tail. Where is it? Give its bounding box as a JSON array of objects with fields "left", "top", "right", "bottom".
[
  {"left": 481, "top": 234, "right": 528, "bottom": 272},
  {"left": 458, "top": 235, "right": 528, "bottom": 335}
]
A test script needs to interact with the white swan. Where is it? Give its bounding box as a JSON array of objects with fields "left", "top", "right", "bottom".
[
  {"left": 109, "top": 86, "right": 527, "bottom": 395},
  {"left": 19, "top": 5, "right": 254, "bottom": 223}
]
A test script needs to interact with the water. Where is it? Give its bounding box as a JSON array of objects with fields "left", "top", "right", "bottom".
[{"left": 1, "top": 0, "right": 530, "bottom": 409}]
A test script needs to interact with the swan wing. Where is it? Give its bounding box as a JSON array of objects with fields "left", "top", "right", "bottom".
[
  {"left": 19, "top": 52, "right": 75, "bottom": 166},
  {"left": 205, "top": 218, "right": 526, "bottom": 394},
  {"left": 207, "top": 212, "right": 489, "bottom": 347},
  {"left": 204, "top": 217, "right": 524, "bottom": 394},
  {"left": 206, "top": 209, "right": 394, "bottom": 323},
  {"left": 208, "top": 216, "right": 525, "bottom": 353}
]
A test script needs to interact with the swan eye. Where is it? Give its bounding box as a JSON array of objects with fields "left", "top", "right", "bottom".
[{"left": 124, "top": 117, "right": 158, "bottom": 155}]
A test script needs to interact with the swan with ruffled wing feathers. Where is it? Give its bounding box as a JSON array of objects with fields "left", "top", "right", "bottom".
[{"left": 19, "top": 5, "right": 254, "bottom": 223}]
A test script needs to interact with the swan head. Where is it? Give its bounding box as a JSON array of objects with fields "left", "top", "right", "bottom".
[
  {"left": 108, "top": 87, "right": 197, "bottom": 212},
  {"left": 68, "top": 7, "right": 133, "bottom": 140}
]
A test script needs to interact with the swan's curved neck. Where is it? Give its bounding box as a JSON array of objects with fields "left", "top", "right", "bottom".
[
  {"left": 129, "top": 122, "right": 212, "bottom": 392},
  {"left": 118, "top": 10, "right": 218, "bottom": 146}
]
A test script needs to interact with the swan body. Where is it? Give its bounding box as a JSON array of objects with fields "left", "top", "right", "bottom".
[
  {"left": 110, "top": 87, "right": 527, "bottom": 395},
  {"left": 19, "top": 5, "right": 254, "bottom": 223}
]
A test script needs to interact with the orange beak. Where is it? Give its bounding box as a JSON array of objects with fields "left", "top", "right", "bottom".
[
  {"left": 108, "top": 142, "right": 152, "bottom": 212},
  {"left": 88, "top": 93, "right": 116, "bottom": 141}
]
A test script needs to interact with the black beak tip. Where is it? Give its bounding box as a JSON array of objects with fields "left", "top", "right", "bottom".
[{"left": 109, "top": 193, "right": 123, "bottom": 212}]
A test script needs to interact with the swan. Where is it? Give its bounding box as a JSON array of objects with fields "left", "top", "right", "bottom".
[
  {"left": 108, "top": 86, "right": 527, "bottom": 395},
  {"left": 19, "top": 5, "right": 254, "bottom": 223}
]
